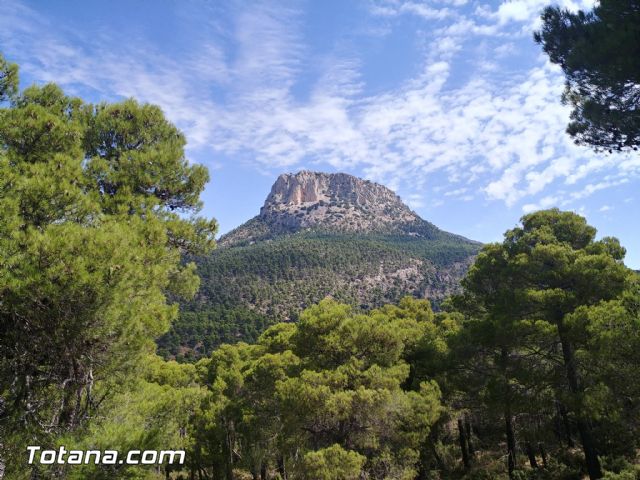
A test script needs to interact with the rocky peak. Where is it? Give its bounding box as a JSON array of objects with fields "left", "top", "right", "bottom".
[
  {"left": 259, "top": 171, "right": 418, "bottom": 227},
  {"left": 221, "top": 171, "right": 444, "bottom": 246},
  {"left": 261, "top": 171, "right": 405, "bottom": 212}
]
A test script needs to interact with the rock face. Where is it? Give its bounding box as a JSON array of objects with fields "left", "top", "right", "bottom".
[
  {"left": 262, "top": 171, "right": 411, "bottom": 216},
  {"left": 222, "top": 171, "right": 450, "bottom": 246}
]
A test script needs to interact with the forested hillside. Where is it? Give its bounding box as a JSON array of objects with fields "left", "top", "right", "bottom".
[{"left": 158, "top": 172, "right": 481, "bottom": 360}]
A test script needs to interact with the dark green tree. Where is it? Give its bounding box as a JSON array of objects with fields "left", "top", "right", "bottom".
[
  {"left": 455, "top": 209, "right": 632, "bottom": 479},
  {"left": 0, "top": 53, "right": 18, "bottom": 103},
  {"left": 0, "top": 52, "right": 216, "bottom": 476},
  {"left": 449, "top": 245, "right": 540, "bottom": 479},
  {"left": 535, "top": 0, "right": 640, "bottom": 152}
]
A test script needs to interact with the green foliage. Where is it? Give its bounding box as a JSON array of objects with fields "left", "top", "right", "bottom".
[
  {"left": 601, "top": 456, "right": 640, "bottom": 480},
  {"left": 445, "top": 209, "right": 638, "bottom": 480},
  {"left": 0, "top": 54, "right": 216, "bottom": 476},
  {"left": 62, "top": 362, "right": 205, "bottom": 480},
  {"left": 298, "top": 444, "right": 365, "bottom": 480},
  {"left": 157, "top": 306, "right": 270, "bottom": 360},
  {"left": 190, "top": 298, "right": 443, "bottom": 479},
  {"left": 160, "top": 233, "right": 479, "bottom": 359},
  {"left": 535, "top": 0, "right": 640, "bottom": 152},
  {"left": 0, "top": 53, "right": 18, "bottom": 103}
]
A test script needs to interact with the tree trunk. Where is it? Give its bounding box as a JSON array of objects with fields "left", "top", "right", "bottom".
[
  {"left": 525, "top": 442, "right": 538, "bottom": 469},
  {"left": 556, "top": 400, "right": 574, "bottom": 448},
  {"left": 505, "top": 410, "right": 517, "bottom": 479},
  {"left": 464, "top": 414, "right": 475, "bottom": 457},
  {"left": 576, "top": 419, "right": 602, "bottom": 480},
  {"left": 277, "top": 456, "right": 287, "bottom": 480},
  {"left": 538, "top": 443, "right": 548, "bottom": 469},
  {"left": 458, "top": 418, "right": 471, "bottom": 470},
  {"left": 225, "top": 420, "right": 235, "bottom": 480},
  {"left": 558, "top": 325, "right": 602, "bottom": 479},
  {"left": 501, "top": 348, "right": 517, "bottom": 480}
]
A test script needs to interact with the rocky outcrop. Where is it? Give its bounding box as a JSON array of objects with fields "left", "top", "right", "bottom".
[
  {"left": 262, "top": 171, "right": 411, "bottom": 212},
  {"left": 221, "top": 171, "right": 456, "bottom": 246}
]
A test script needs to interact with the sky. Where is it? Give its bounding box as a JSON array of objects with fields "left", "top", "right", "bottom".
[{"left": 1, "top": 0, "right": 638, "bottom": 267}]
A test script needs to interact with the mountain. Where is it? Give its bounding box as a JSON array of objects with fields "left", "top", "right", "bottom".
[
  {"left": 158, "top": 171, "right": 481, "bottom": 361},
  {"left": 220, "top": 171, "right": 448, "bottom": 244}
]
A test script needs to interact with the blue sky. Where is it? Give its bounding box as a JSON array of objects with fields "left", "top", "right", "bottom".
[{"left": 1, "top": 0, "right": 638, "bottom": 267}]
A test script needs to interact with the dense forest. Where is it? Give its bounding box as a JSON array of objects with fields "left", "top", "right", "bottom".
[
  {"left": 158, "top": 233, "right": 479, "bottom": 360},
  {"left": 2, "top": 0, "right": 640, "bottom": 478}
]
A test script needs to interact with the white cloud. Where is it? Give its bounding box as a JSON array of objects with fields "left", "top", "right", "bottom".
[
  {"left": 1, "top": 0, "right": 636, "bottom": 216},
  {"left": 522, "top": 195, "right": 560, "bottom": 213},
  {"left": 371, "top": 1, "right": 454, "bottom": 20}
]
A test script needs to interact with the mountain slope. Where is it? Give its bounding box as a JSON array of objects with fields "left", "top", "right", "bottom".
[{"left": 158, "top": 171, "right": 481, "bottom": 360}]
